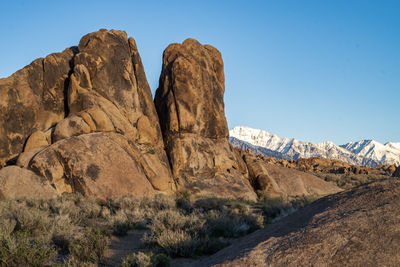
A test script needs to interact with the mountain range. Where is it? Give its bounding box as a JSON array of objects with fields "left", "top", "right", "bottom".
[{"left": 229, "top": 126, "right": 400, "bottom": 167}]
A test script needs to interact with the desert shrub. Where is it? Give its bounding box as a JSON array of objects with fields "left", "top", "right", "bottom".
[
  {"left": 205, "top": 209, "right": 263, "bottom": 238},
  {"left": 138, "top": 194, "right": 176, "bottom": 211},
  {"left": 151, "top": 253, "right": 170, "bottom": 267},
  {"left": 61, "top": 258, "right": 97, "bottom": 267},
  {"left": 0, "top": 231, "right": 56, "bottom": 266},
  {"left": 112, "top": 220, "right": 147, "bottom": 236},
  {"left": 290, "top": 195, "right": 316, "bottom": 208},
  {"left": 48, "top": 194, "right": 84, "bottom": 224},
  {"left": 144, "top": 210, "right": 205, "bottom": 257},
  {"left": 112, "top": 221, "right": 132, "bottom": 236},
  {"left": 152, "top": 210, "right": 201, "bottom": 233},
  {"left": 261, "top": 197, "right": 292, "bottom": 221},
  {"left": 175, "top": 194, "right": 192, "bottom": 213},
  {"left": 0, "top": 218, "right": 16, "bottom": 237},
  {"left": 75, "top": 197, "right": 102, "bottom": 219},
  {"left": 5, "top": 203, "right": 51, "bottom": 236},
  {"left": 193, "top": 197, "right": 228, "bottom": 212},
  {"left": 48, "top": 194, "right": 103, "bottom": 226},
  {"left": 143, "top": 197, "right": 263, "bottom": 257},
  {"left": 260, "top": 195, "right": 315, "bottom": 223},
  {"left": 313, "top": 172, "right": 387, "bottom": 189},
  {"left": 70, "top": 229, "right": 109, "bottom": 263},
  {"left": 150, "top": 229, "right": 198, "bottom": 257},
  {"left": 121, "top": 251, "right": 151, "bottom": 267},
  {"left": 122, "top": 251, "right": 171, "bottom": 267}
]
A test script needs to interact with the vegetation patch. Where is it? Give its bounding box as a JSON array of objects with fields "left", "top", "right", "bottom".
[
  {"left": 313, "top": 172, "right": 388, "bottom": 189},
  {"left": 0, "top": 192, "right": 314, "bottom": 266}
]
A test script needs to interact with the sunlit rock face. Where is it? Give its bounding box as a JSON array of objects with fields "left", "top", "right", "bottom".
[{"left": 155, "top": 38, "right": 257, "bottom": 201}]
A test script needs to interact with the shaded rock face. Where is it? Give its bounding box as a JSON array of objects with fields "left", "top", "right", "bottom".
[
  {"left": 199, "top": 178, "right": 400, "bottom": 267},
  {"left": 0, "top": 29, "right": 175, "bottom": 199},
  {"left": 155, "top": 39, "right": 256, "bottom": 201},
  {"left": 241, "top": 151, "right": 341, "bottom": 198}
]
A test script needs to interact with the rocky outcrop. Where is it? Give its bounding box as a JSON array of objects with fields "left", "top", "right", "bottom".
[
  {"left": 0, "top": 29, "right": 175, "bottom": 199},
  {"left": 199, "top": 178, "right": 400, "bottom": 266},
  {"left": 257, "top": 153, "right": 395, "bottom": 177},
  {"left": 242, "top": 151, "right": 341, "bottom": 198},
  {"left": 41, "top": 29, "right": 175, "bottom": 196},
  {"left": 155, "top": 39, "right": 257, "bottom": 201}
]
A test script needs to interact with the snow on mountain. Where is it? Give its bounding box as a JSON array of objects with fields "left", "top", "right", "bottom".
[
  {"left": 341, "top": 140, "right": 400, "bottom": 166},
  {"left": 229, "top": 136, "right": 292, "bottom": 160},
  {"left": 229, "top": 126, "right": 400, "bottom": 167}
]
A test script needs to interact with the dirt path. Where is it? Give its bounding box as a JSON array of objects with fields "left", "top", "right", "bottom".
[
  {"left": 101, "top": 230, "right": 148, "bottom": 266},
  {"left": 101, "top": 229, "right": 204, "bottom": 266}
]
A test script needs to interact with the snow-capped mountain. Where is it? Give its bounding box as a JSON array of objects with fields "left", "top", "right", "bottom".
[
  {"left": 229, "top": 126, "right": 400, "bottom": 167},
  {"left": 341, "top": 140, "right": 400, "bottom": 166},
  {"left": 229, "top": 136, "right": 292, "bottom": 160}
]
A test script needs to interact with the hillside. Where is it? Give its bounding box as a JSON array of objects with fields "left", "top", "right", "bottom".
[{"left": 198, "top": 178, "right": 400, "bottom": 266}]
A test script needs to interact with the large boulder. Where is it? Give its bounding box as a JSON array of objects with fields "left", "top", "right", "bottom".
[
  {"left": 0, "top": 47, "right": 76, "bottom": 167},
  {"left": 155, "top": 39, "right": 256, "bottom": 201},
  {"left": 0, "top": 166, "right": 57, "bottom": 199},
  {"left": 29, "top": 133, "right": 158, "bottom": 198},
  {"left": 199, "top": 178, "right": 400, "bottom": 266}
]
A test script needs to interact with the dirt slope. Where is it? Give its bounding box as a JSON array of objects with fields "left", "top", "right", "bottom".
[{"left": 198, "top": 178, "right": 400, "bottom": 267}]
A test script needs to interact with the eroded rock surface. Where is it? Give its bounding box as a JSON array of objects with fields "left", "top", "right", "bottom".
[
  {"left": 0, "top": 47, "right": 76, "bottom": 167},
  {"left": 155, "top": 39, "right": 256, "bottom": 201},
  {"left": 46, "top": 29, "right": 175, "bottom": 195},
  {"left": 0, "top": 29, "right": 175, "bottom": 199},
  {"left": 29, "top": 133, "right": 156, "bottom": 198},
  {"left": 199, "top": 178, "right": 400, "bottom": 267}
]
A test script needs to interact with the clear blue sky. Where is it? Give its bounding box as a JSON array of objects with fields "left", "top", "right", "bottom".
[{"left": 1, "top": 0, "right": 399, "bottom": 144}]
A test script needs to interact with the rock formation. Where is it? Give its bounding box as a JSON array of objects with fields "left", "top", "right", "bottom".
[
  {"left": 238, "top": 149, "right": 341, "bottom": 198},
  {"left": 0, "top": 29, "right": 175, "bottom": 199},
  {"left": 199, "top": 178, "right": 400, "bottom": 266},
  {"left": 155, "top": 39, "right": 257, "bottom": 201},
  {"left": 0, "top": 29, "right": 349, "bottom": 201},
  {"left": 253, "top": 153, "right": 395, "bottom": 177}
]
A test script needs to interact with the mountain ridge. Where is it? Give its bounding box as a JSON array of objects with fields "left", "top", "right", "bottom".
[{"left": 229, "top": 126, "right": 400, "bottom": 167}]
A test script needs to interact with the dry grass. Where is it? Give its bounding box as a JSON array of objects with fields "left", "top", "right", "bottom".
[
  {"left": 121, "top": 251, "right": 170, "bottom": 267},
  {"left": 259, "top": 195, "right": 316, "bottom": 223},
  {"left": 313, "top": 172, "right": 388, "bottom": 189},
  {"left": 0, "top": 192, "right": 311, "bottom": 266}
]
